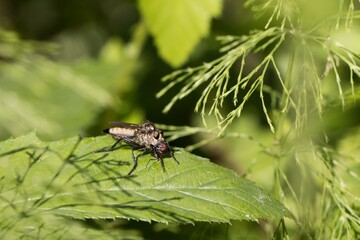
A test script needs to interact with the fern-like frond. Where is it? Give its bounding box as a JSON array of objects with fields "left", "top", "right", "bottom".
[{"left": 158, "top": 27, "right": 286, "bottom": 134}]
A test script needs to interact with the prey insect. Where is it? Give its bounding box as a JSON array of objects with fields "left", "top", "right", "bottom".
[{"left": 102, "top": 120, "right": 179, "bottom": 175}]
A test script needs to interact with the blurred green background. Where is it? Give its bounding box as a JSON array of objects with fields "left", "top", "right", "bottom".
[
  {"left": 0, "top": 0, "right": 229, "bottom": 140},
  {"left": 1, "top": 0, "right": 359, "bottom": 199},
  {"left": 1, "top": 0, "right": 359, "bottom": 170},
  {"left": 1, "top": 0, "right": 360, "bottom": 239},
  {"left": 0, "top": 0, "right": 269, "bottom": 166}
]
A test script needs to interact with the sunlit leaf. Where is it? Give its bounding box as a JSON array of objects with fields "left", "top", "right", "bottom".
[
  {"left": 0, "top": 30, "right": 144, "bottom": 141},
  {"left": 0, "top": 133, "right": 294, "bottom": 238},
  {"left": 138, "top": 0, "right": 222, "bottom": 67}
]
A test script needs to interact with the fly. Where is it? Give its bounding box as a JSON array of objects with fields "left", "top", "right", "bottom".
[{"left": 102, "top": 120, "right": 179, "bottom": 175}]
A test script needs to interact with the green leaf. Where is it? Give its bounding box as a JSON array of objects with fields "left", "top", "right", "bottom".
[
  {"left": 138, "top": 0, "right": 222, "bottom": 67},
  {"left": 0, "top": 59, "right": 116, "bottom": 140},
  {"left": 0, "top": 30, "right": 143, "bottom": 140},
  {"left": 0, "top": 133, "right": 294, "bottom": 238}
]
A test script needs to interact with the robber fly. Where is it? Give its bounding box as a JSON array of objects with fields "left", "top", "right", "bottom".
[{"left": 102, "top": 120, "right": 179, "bottom": 175}]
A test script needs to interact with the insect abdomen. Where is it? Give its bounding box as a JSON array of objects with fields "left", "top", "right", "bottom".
[{"left": 103, "top": 128, "right": 136, "bottom": 138}]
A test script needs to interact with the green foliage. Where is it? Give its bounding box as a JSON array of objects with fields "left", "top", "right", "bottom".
[
  {"left": 157, "top": 27, "right": 285, "bottom": 133},
  {"left": 157, "top": 0, "right": 360, "bottom": 239},
  {"left": 1, "top": 0, "right": 360, "bottom": 239},
  {"left": 158, "top": 11, "right": 360, "bottom": 135},
  {"left": 0, "top": 24, "right": 149, "bottom": 140},
  {"left": 0, "top": 133, "right": 293, "bottom": 239},
  {"left": 0, "top": 30, "right": 118, "bottom": 139},
  {"left": 138, "top": 0, "right": 222, "bottom": 67}
]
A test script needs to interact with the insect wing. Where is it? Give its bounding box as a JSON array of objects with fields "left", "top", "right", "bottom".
[{"left": 109, "top": 121, "right": 141, "bottom": 129}]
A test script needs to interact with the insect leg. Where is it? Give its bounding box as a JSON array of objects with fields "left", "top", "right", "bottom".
[
  {"left": 127, "top": 146, "right": 146, "bottom": 175},
  {"left": 152, "top": 151, "right": 166, "bottom": 173},
  {"left": 159, "top": 157, "right": 166, "bottom": 173},
  {"left": 168, "top": 144, "right": 179, "bottom": 165},
  {"left": 96, "top": 138, "right": 122, "bottom": 152},
  {"left": 127, "top": 148, "right": 138, "bottom": 175},
  {"left": 109, "top": 139, "right": 122, "bottom": 151}
]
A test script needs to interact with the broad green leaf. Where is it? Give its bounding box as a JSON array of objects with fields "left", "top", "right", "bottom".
[
  {"left": 0, "top": 30, "right": 142, "bottom": 141},
  {"left": 0, "top": 57, "right": 117, "bottom": 139},
  {"left": 0, "top": 213, "right": 141, "bottom": 240},
  {"left": 0, "top": 133, "right": 294, "bottom": 238},
  {"left": 138, "top": 0, "right": 222, "bottom": 67}
]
